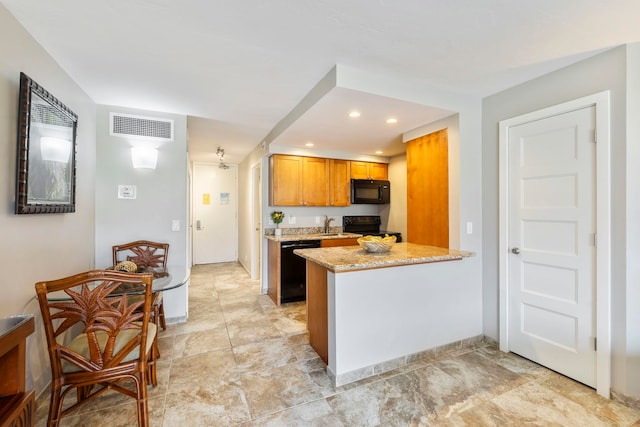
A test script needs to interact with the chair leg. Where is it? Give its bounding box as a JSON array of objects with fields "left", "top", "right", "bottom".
[
  {"left": 136, "top": 369, "right": 150, "bottom": 427},
  {"left": 47, "top": 385, "right": 63, "bottom": 427},
  {"left": 158, "top": 302, "right": 167, "bottom": 331},
  {"left": 147, "top": 339, "right": 158, "bottom": 387}
]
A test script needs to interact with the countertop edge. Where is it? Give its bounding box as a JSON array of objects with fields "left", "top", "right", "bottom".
[
  {"left": 265, "top": 233, "right": 363, "bottom": 242},
  {"left": 294, "top": 243, "right": 475, "bottom": 273}
]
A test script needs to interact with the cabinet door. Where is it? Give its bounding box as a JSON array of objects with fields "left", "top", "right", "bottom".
[
  {"left": 329, "top": 159, "right": 351, "bottom": 206},
  {"left": 350, "top": 161, "right": 369, "bottom": 179},
  {"left": 368, "top": 163, "right": 388, "bottom": 180},
  {"left": 302, "top": 157, "right": 329, "bottom": 206},
  {"left": 267, "top": 240, "right": 281, "bottom": 305},
  {"left": 270, "top": 155, "right": 303, "bottom": 206},
  {"left": 350, "top": 161, "right": 388, "bottom": 180},
  {"left": 320, "top": 238, "right": 358, "bottom": 247}
]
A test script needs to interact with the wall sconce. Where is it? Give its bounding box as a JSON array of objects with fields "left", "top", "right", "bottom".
[
  {"left": 131, "top": 147, "right": 158, "bottom": 169},
  {"left": 40, "top": 137, "right": 71, "bottom": 163}
]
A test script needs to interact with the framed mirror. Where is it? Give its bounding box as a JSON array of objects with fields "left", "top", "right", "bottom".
[{"left": 15, "top": 72, "right": 78, "bottom": 214}]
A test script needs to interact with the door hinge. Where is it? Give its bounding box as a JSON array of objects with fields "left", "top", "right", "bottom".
[
  {"left": 594, "top": 337, "right": 597, "bottom": 351},
  {"left": 593, "top": 233, "right": 597, "bottom": 248},
  {"left": 593, "top": 128, "right": 597, "bottom": 143}
]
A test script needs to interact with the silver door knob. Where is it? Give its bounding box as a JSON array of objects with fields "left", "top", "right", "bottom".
[{"left": 511, "top": 247, "right": 520, "bottom": 254}]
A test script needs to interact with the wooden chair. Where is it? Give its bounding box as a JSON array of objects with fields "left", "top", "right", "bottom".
[
  {"left": 35, "top": 270, "right": 157, "bottom": 427},
  {"left": 112, "top": 240, "right": 169, "bottom": 330}
]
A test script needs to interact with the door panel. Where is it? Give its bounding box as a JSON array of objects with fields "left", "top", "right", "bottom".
[
  {"left": 192, "top": 163, "right": 238, "bottom": 264},
  {"left": 508, "top": 105, "right": 596, "bottom": 387}
]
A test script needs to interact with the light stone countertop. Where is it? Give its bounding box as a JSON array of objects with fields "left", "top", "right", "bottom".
[
  {"left": 264, "top": 232, "right": 362, "bottom": 242},
  {"left": 294, "top": 242, "right": 475, "bottom": 272}
]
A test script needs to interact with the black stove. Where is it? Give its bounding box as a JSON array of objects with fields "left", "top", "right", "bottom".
[{"left": 343, "top": 215, "right": 402, "bottom": 242}]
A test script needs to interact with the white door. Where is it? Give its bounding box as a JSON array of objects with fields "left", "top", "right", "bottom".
[
  {"left": 251, "top": 163, "right": 261, "bottom": 280},
  {"left": 507, "top": 105, "right": 596, "bottom": 387},
  {"left": 192, "top": 163, "right": 238, "bottom": 264}
]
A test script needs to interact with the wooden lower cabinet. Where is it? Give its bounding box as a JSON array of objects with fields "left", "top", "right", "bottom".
[
  {"left": 306, "top": 261, "right": 328, "bottom": 364},
  {"left": 0, "top": 316, "right": 35, "bottom": 427},
  {"left": 320, "top": 238, "right": 358, "bottom": 248},
  {"left": 267, "top": 240, "right": 281, "bottom": 306}
]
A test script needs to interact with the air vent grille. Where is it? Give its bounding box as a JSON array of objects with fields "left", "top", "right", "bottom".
[{"left": 109, "top": 112, "right": 174, "bottom": 142}]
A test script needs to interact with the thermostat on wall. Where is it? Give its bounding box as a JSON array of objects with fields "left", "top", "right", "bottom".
[{"left": 118, "top": 185, "right": 137, "bottom": 199}]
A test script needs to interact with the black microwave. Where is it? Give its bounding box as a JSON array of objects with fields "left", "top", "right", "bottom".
[{"left": 351, "top": 179, "right": 390, "bottom": 204}]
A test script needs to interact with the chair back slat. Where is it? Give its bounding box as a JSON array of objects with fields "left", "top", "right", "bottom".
[
  {"left": 112, "top": 240, "right": 169, "bottom": 270},
  {"left": 35, "top": 270, "right": 153, "bottom": 374}
]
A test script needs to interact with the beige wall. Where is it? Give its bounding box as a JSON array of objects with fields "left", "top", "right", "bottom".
[{"left": 0, "top": 5, "right": 97, "bottom": 394}]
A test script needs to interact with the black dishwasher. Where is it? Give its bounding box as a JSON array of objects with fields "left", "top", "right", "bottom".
[{"left": 280, "top": 240, "right": 321, "bottom": 303}]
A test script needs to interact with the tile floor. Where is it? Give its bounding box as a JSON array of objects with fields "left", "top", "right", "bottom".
[{"left": 35, "top": 262, "right": 640, "bottom": 426}]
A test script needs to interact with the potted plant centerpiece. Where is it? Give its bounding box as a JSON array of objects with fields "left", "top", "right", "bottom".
[{"left": 271, "top": 211, "right": 284, "bottom": 236}]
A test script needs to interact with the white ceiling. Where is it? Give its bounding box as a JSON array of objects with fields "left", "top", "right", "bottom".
[{"left": 2, "top": 0, "right": 639, "bottom": 163}]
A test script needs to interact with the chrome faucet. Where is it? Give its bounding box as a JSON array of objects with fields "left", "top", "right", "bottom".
[{"left": 324, "top": 215, "right": 335, "bottom": 234}]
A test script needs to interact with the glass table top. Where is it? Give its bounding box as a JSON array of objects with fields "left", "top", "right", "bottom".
[
  {"left": 45, "top": 266, "right": 190, "bottom": 302},
  {"left": 0, "top": 315, "right": 34, "bottom": 340}
]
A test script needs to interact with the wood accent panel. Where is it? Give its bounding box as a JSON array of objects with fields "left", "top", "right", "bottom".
[
  {"left": 270, "top": 155, "right": 303, "bottom": 206},
  {"left": 302, "top": 157, "right": 329, "bottom": 206},
  {"left": 306, "top": 260, "right": 328, "bottom": 364},
  {"left": 0, "top": 317, "right": 35, "bottom": 427},
  {"left": 267, "top": 239, "right": 281, "bottom": 306},
  {"left": 329, "top": 159, "right": 351, "bottom": 206},
  {"left": 407, "top": 129, "right": 449, "bottom": 247},
  {"left": 320, "top": 238, "right": 358, "bottom": 247}
]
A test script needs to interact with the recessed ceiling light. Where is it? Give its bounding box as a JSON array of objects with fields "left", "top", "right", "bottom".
[
  {"left": 375, "top": 150, "right": 383, "bottom": 154},
  {"left": 349, "top": 111, "right": 361, "bottom": 118},
  {"left": 305, "top": 142, "right": 314, "bottom": 147},
  {"left": 386, "top": 118, "right": 398, "bottom": 124}
]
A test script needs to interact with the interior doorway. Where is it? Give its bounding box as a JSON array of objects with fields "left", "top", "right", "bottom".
[
  {"left": 498, "top": 91, "right": 611, "bottom": 397},
  {"left": 192, "top": 162, "right": 238, "bottom": 264},
  {"left": 250, "top": 162, "right": 261, "bottom": 280}
]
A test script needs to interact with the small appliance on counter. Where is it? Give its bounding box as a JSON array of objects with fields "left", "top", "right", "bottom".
[{"left": 343, "top": 215, "right": 402, "bottom": 242}]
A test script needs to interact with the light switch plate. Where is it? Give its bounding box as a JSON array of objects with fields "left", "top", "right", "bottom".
[
  {"left": 466, "top": 222, "right": 473, "bottom": 234},
  {"left": 172, "top": 220, "right": 180, "bottom": 231}
]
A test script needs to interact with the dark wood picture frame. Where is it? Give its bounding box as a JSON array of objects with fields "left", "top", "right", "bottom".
[{"left": 15, "top": 72, "right": 78, "bottom": 214}]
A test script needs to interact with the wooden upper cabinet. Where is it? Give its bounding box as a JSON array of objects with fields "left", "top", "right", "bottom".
[
  {"left": 329, "top": 159, "right": 351, "bottom": 206},
  {"left": 270, "top": 154, "right": 303, "bottom": 206},
  {"left": 350, "top": 161, "right": 388, "bottom": 180},
  {"left": 302, "top": 157, "right": 329, "bottom": 206},
  {"left": 269, "top": 154, "right": 328, "bottom": 206}
]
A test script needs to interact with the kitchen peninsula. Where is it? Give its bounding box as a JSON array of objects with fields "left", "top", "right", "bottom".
[{"left": 294, "top": 242, "right": 477, "bottom": 386}]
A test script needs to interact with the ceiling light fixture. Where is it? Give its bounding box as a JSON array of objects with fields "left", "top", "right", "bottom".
[
  {"left": 217, "top": 146, "right": 230, "bottom": 170},
  {"left": 349, "top": 111, "right": 361, "bottom": 118},
  {"left": 305, "top": 142, "right": 314, "bottom": 147},
  {"left": 375, "top": 150, "right": 383, "bottom": 154},
  {"left": 386, "top": 118, "right": 398, "bottom": 124}
]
